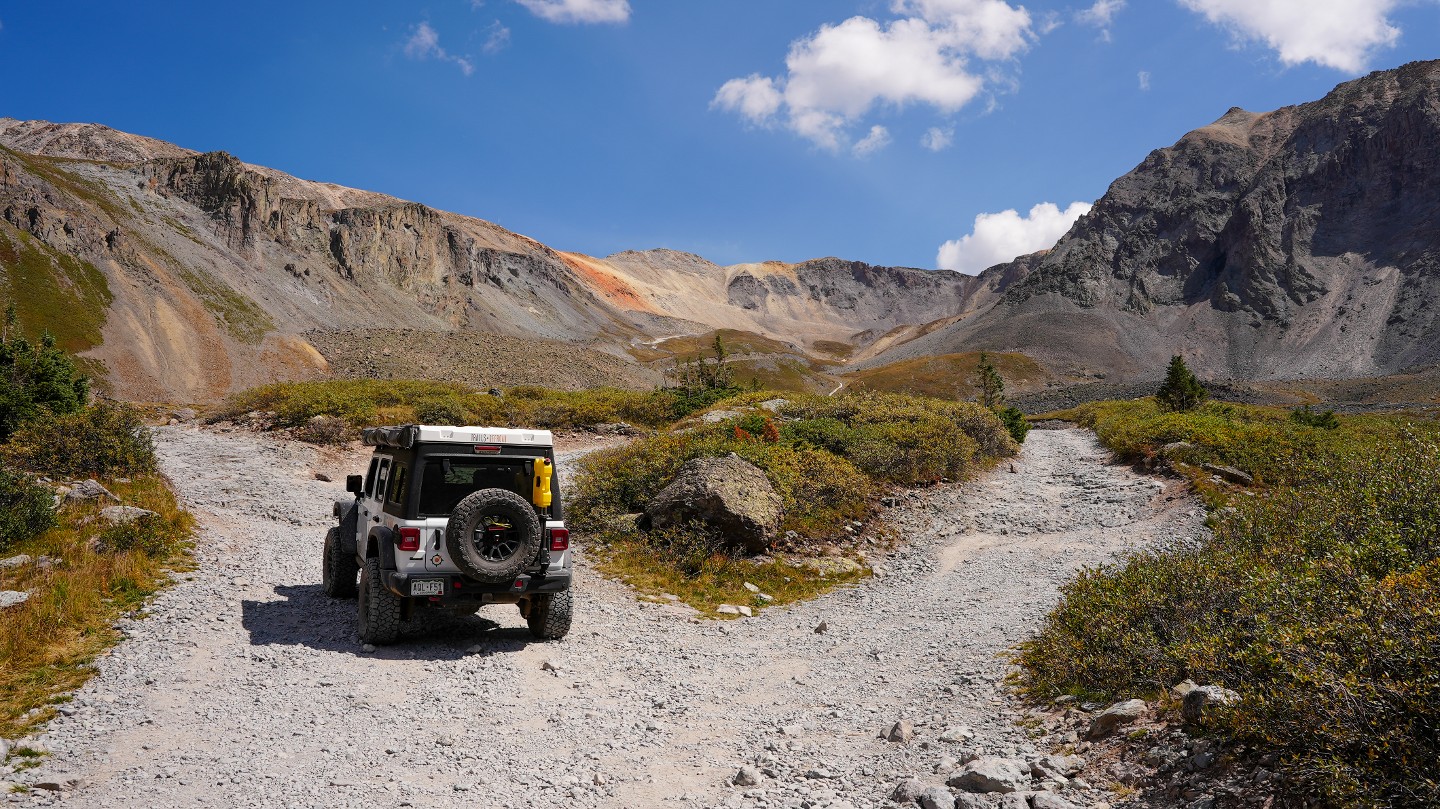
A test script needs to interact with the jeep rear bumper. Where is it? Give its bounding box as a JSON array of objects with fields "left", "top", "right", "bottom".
[{"left": 382, "top": 569, "right": 571, "bottom": 601}]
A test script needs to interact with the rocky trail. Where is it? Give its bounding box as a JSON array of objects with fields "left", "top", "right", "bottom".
[{"left": 13, "top": 427, "right": 1208, "bottom": 809}]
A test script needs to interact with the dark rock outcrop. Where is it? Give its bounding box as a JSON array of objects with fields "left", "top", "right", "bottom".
[{"left": 871, "top": 59, "right": 1440, "bottom": 382}]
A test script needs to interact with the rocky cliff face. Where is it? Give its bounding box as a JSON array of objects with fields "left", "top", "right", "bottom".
[
  {"left": 0, "top": 121, "right": 974, "bottom": 400},
  {"left": 874, "top": 59, "right": 1440, "bottom": 380}
]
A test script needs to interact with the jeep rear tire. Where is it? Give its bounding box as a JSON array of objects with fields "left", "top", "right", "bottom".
[
  {"left": 322, "top": 528, "right": 359, "bottom": 598},
  {"left": 358, "top": 557, "right": 402, "bottom": 645},
  {"left": 526, "top": 590, "right": 572, "bottom": 640},
  {"left": 445, "top": 488, "right": 542, "bottom": 584}
]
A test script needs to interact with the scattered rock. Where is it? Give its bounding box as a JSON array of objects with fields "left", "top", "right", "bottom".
[
  {"left": 700, "top": 409, "right": 744, "bottom": 424},
  {"left": 1201, "top": 463, "right": 1254, "bottom": 486},
  {"left": 891, "top": 779, "right": 928, "bottom": 802},
  {"left": 1182, "top": 685, "right": 1239, "bottom": 723},
  {"left": 1087, "top": 698, "right": 1147, "bottom": 739},
  {"left": 1170, "top": 679, "right": 1199, "bottom": 700},
  {"left": 360, "top": 644, "right": 376, "bottom": 653},
  {"left": 313, "top": 472, "right": 332, "bottom": 482},
  {"left": 813, "top": 620, "right": 829, "bottom": 634},
  {"left": 0, "top": 554, "right": 31, "bottom": 569},
  {"left": 883, "top": 720, "right": 915, "bottom": 743},
  {"left": 643, "top": 454, "right": 782, "bottom": 553},
  {"left": 919, "top": 785, "right": 957, "bottom": 809},
  {"left": 947, "top": 757, "right": 1030, "bottom": 794},
  {"left": 540, "top": 660, "right": 561, "bottom": 675},
  {"left": 65, "top": 479, "right": 119, "bottom": 503},
  {"left": 0, "top": 591, "right": 30, "bottom": 609},
  {"left": 716, "top": 605, "right": 742, "bottom": 616},
  {"left": 940, "top": 725, "right": 974, "bottom": 743},
  {"left": 732, "top": 766, "right": 762, "bottom": 787},
  {"left": 756, "top": 399, "right": 788, "bottom": 412},
  {"left": 1030, "top": 794, "right": 1079, "bottom": 809},
  {"left": 99, "top": 506, "right": 158, "bottom": 525},
  {"left": 1033, "top": 754, "right": 1084, "bottom": 778},
  {"left": 736, "top": 605, "right": 753, "bottom": 617},
  {"left": 742, "top": 582, "right": 760, "bottom": 593}
]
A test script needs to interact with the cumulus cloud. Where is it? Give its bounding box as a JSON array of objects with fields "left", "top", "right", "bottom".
[
  {"left": 1138, "top": 70, "right": 1151, "bottom": 90},
  {"left": 937, "top": 201, "right": 1092, "bottom": 274},
  {"left": 853, "top": 125, "right": 893, "bottom": 157},
  {"left": 713, "top": 0, "right": 1033, "bottom": 153},
  {"left": 1076, "top": 0, "right": 1125, "bottom": 41},
  {"left": 921, "top": 126, "right": 955, "bottom": 151},
  {"left": 1177, "top": 0, "right": 1401, "bottom": 73},
  {"left": 515, "top": 0, "right": 630, "bottom": 24},
  {"left": 404, "top": 22, "right": 474, "bottom": 76}
]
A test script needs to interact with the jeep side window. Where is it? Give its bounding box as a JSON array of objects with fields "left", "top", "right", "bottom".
[
  {"left": 364, "top": 458, "right": 379, "bottom": 498},
  {"left": 388, "top": 464, "right": 409, "bottom": 507},
  {"left": 373, "top": 459, "right": 390, "bottom": 502}
]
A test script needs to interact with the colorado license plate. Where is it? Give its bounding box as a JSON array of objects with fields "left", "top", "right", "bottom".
[{"left": 410, "top": 579, "right": 444, "bottom": 596}]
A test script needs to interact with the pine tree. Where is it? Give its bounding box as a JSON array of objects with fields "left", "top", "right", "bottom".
[
  {"left": 0, "top": 323, "right": 90, "bottom": 440},
  {"left": 1156, "top": 355, "right": 1207, "bottom": 412},
  {"left": 975, "top": 352, "right": 1005, "bottom": 409}
]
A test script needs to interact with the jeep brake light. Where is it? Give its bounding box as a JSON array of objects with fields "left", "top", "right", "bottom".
[
  {"left": 473, "top": 445, "right": 502, "bottom": 454},
  {"left": 547, "top": 527, "right": 570, "bottom": 552},
  {"left": 397, "top": 527, "right": 422, "bottom": 552}
]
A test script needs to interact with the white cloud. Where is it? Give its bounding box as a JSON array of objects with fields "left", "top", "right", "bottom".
[
  {"left": 712, "top": 75, "right": 784, "bottom": 123},
  {"left": 1177, "top": 0, "right": 1401, "bottom": 73},
  {"left": 937, "top": 201, "right": 1092, "bottom": 274},
  {"left": 713, "top": 0, "right": 1033, "bottom": 153},
  {"left": 1138, "top": 70, "right": 1151, "bottom": 90},
  {"left": 853, "top": 125, "right": 893, "bottom": 157},
  {"left": 1076, "top": 0, "right": 1124, "bottom": 41},
  {"left": 404, "top": 22, "right": 474, "bottom": 76},
  {"left": 515, "top": 0, "right": 630, "bottom": 24},
  {"left": 921, "top": 126, "right": 954, "bottom": 151},
  {"left": 483, "top": 21, "right": 511, "bottom": 54}
]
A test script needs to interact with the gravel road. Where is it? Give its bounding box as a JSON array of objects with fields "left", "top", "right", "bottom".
[{"left": 14, "top": 426, "right": 1207, "bottom": 808}]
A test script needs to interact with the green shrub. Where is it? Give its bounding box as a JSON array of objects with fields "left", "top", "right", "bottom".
[
  {"left": 93, "top": 513, "right": 188, "bottom": 558},
  {"left": 2, "top": 400, "right": 156, "bottom": 478},
  {"left": 0, "top": 321, "right": 89, "bottom": 441},
  {"left": 1019, "top": 401, "right": 1440, "bottom": 806},
  {"left": 0, "top": 468, "right": 56, "bottom": 552},
  {"left": 1290, "top": 404, "right": 1340, "bottom": 429},
  {"left": 996, "top": 406, "right": 1031, "bottom": 444}
]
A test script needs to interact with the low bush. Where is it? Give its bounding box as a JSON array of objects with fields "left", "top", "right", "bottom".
[
  {"left": 1, "top": 400, "right": 156, "bottom": 478},
  {"left": 1017, "top": 400, "right": 1440, "bottom": 806},
  {"left": 996, "top": 406, "right": 1031, "bottom": 444},
  {"left": 213, "top": 379, "right": 732, "bottom": 434},
  {"left": 0, "top": 468, "right": 55, "bottom": 553},
  {"left": 294, "top": 415, "right": 351, "bottom": 445}
]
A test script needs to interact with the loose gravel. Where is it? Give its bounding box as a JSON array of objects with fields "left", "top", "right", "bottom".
[{"left": 12, "top": 426, "right": 1208, "bottom": 808}]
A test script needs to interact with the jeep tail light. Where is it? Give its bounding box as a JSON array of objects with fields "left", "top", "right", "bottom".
[
  {"left": 547, "top": 527, "right": 570, "bottom": 552},
  {"left": 397, "top": 527, "right": 422, "bottom": 552},
  {"left": 473, "top": 445, "right": 502, "bottom": 454}
]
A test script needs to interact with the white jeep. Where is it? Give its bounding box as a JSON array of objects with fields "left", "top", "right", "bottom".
[{"left": 322, "top": 424, "right": 572, "bottom": 645}]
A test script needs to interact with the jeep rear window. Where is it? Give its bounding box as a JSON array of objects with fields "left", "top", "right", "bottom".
[{"left": 417, "top": 458, "right": 529, "bottom": 517}]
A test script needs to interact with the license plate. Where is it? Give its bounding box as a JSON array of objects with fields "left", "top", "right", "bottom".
[{"left": 410, "top": 579, "right": 444, "bottom": 596}]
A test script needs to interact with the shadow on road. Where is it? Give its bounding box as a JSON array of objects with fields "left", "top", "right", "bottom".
[{"left": 241, "top": 584, "right": 545, "bottom": 660}]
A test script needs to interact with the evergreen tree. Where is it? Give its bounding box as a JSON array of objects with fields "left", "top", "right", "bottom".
[
  {"left": 975, "top": 352, "right": 1005, "bottom": 409},
  {"left": 0, "top": 322, "right": 89, "bottom": 441},
  {"left": 1156, "top": 355, "right": 1207, "bottom": 412}
]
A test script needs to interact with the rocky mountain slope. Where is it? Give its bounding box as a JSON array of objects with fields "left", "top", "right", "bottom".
[
  {"left": 0, "top": 119, "right": 974, "bottom": 401},
  {"left": 869, "top": 59, "right": 1440, "bottom": 381}
]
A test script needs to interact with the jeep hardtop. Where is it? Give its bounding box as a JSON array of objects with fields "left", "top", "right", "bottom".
[{"left": 322, "top": 424, "right": 572, "bottom": 645}]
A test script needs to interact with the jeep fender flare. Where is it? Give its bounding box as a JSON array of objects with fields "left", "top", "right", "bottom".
[{"left": 364, "top": 526, "right": 398, "bottom": 571}]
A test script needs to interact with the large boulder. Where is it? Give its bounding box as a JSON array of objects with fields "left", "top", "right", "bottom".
[
  {"left": 946, "top": 757, "right": 1030, "bottom": 794},
  {"left": 1087, "top": 698, "right": 1147, "bottom": 739},
  {"left": 643, "top": 454, "right": 782, "bottom": 554},
  {"left": 1182, "top": 685, "right": 1239, "bottom": 723}
]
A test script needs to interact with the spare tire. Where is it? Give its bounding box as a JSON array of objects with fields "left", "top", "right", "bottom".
[{"left": 445, "top": 488, "right": 542, "bottom": 583}]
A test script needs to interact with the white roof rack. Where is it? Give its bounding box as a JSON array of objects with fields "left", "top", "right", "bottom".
[{"left": 361, "top": 424, "right": 554, "bottom": 449}]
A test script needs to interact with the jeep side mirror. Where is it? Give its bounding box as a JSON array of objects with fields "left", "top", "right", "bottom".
[{"left": 346, "top": 475, "right": 364, "bottom": 495}]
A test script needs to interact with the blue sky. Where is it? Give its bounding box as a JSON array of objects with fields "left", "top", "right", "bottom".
[{"left": 1, "top": 1, "right": 1437, "bottom": 271}]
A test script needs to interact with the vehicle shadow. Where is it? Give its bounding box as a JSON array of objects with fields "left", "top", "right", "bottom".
[{"left": 241, "top": 584, "right": 545, "bottom": 660}]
